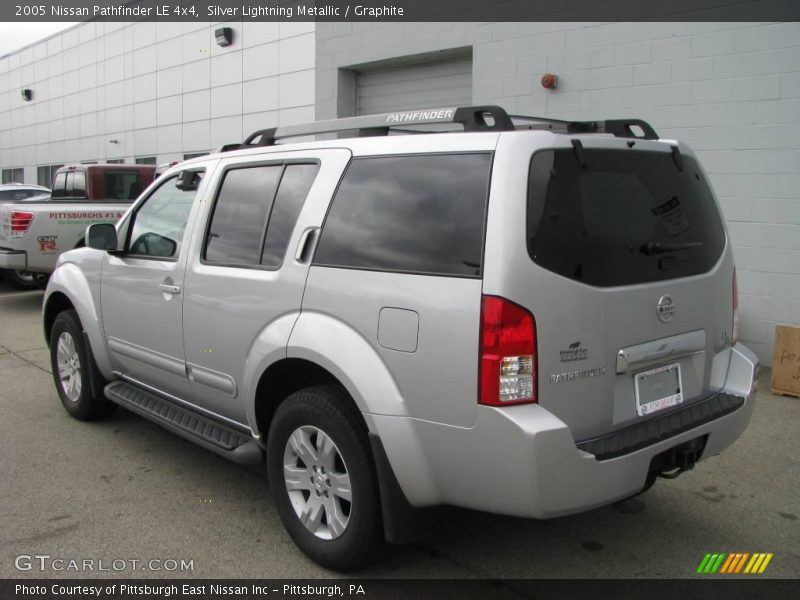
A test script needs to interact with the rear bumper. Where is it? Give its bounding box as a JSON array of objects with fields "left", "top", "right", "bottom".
[
  {"left": 0, "top": 248, "right": 27, "bottom": 270},
  {"left": 372, "top": 343, "right": 758, "bottom": 519}
]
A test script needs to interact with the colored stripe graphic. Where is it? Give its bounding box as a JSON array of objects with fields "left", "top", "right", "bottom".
[
  {"left": 745, "top": 554, "right": 761, "bottom": 573},
  {"left": 719, "top": 554, "right": 736, "bottom": 574},
  {"left": 734, "top": 553, "right": 749, "bottom": 573},
  {"left": 697, "top": 554, "right": 712, "bottom": 573},
  {"left": 758, "top": 554, "right": 773, "bottom": 573},
  {"left": 699, "top": 552, "right": 773, "bottom": 575},
  {"left": 702, "top": 553, "right": 725, "bottom": 573}
]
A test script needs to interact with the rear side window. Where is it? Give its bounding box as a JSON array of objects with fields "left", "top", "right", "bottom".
[
  {"left": 314, "top": 153, "right": 492, "bottom": 277},
  {"left": 527, "top": 149, "right": 725, "bottom": 287},
  {"left": 261, "top": 164, "right": 319, "bottom": 267},
  {"left": 106, "top": 171, "right": 143, "bottom": 200},
  {"left": 205, "top": 165, "right": 283, "bottom": 266},
  {"left": 73, "top": 171, "right": 86, "bottom": 198},
  {"left": 204, "top": 163, "right": 319, "bottom": 268}
]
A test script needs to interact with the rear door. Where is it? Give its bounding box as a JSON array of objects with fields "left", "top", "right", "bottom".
[
  {"left": 180, "top": 149, "right": 350, "bottom": 424},
  {"left": 486, "top": 135, "right": 733, "bottom": 441}
]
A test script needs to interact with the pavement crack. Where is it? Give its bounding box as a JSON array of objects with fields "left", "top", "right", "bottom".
[{"left": 0, "top": 342, "right": 51, "bottom": 375}]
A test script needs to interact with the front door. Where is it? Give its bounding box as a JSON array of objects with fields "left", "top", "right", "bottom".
[{"left": 101, "top": 167, "right": 208, "bottom": 401}]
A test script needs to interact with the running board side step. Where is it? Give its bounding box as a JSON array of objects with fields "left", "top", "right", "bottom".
[{"left": 104, "top": 380, "right": 264, "bottom": 465}]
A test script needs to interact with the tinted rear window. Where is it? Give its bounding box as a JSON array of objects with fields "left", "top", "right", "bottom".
[
  {"left": 527, "top": 149, "right": 725, "bottom": 287},
  {"left": 106, "top": 172, "right": 143, "bottom": 200},
  {"left": 205, "top": 165, "right": 283, "bottom": 266},
  {"left": 0, "top": 189, "right": 45, "bottom": 200},
  {"left": 314, "top": 153, "right": 492, "bottom": 277}
]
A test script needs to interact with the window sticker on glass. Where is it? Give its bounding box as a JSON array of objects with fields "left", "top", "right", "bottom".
[{"left": 652, "top": 196, "right": 691, "bottom": 236}]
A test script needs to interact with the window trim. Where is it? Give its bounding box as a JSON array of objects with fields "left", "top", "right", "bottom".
[
  {"left": 122, "top": 168, "right": 205, "bottom": 262},
  {"left": 200, "top": 158, "right": 321, "bottom": 272},
  {"left": 311, "top": 151, "right": 494, "bottom": 279}
]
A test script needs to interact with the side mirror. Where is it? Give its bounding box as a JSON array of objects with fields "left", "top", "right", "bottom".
[
  {"left": 175, "top": 170, "right": 202, "bottom": 191},
  {"left": 86, "top": 223, "right": 118, "bottom": 251}
]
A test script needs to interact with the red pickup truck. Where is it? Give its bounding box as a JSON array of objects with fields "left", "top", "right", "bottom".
[{"left": 0, "top": 164, "right": 156, "bottom": 289}]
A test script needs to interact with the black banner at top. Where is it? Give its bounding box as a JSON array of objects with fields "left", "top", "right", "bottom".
[{"left": 3, "top": 0, "right": 800, "bottom": 22}]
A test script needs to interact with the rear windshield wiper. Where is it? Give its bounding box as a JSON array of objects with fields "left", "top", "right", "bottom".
[{"left": 640, "top": 241, "right": 703, "bottom": 255}]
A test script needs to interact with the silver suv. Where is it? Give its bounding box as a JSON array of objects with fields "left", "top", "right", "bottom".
[{"left": 43, "top": 106, "right": 758, "bottom": 571}]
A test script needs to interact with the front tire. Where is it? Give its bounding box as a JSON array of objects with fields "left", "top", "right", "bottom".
[
  {"left": 49, "top": 309, "right": 116, "bottom": 420},
  {"left": 267, "top": 386, "right": 384, "bottom": 571}
]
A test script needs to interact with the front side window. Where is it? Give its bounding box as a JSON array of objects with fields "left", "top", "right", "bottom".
[
  {"left": 127, "top": 171, "right": 203, "bottom": 259},
  {"left": 314, "top": 153, "right": 492, "bottom": 277}
]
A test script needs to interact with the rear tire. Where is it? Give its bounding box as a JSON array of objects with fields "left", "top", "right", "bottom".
[
  {"left": 267, "top": 386, "right": 384, "bottom": 571},
  {"left": 49, "top": 309, "right": 116, "bottom": 421},
  {"left": 4, "top": 269, "right": 38, "bottom": 290}
]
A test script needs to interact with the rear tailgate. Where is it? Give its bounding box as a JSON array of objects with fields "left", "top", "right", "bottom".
[{"left": 485, "top": 133, "right": 734, "bottom": 441}]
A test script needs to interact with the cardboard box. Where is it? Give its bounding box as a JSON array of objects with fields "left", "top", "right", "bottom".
[{"left": 772, "top": 324, "right": 800, "bottom": 398}]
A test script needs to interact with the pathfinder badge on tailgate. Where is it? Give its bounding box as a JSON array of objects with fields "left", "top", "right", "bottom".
[{"left": 560, "top": 341, "right": 588, "bottom": 362}]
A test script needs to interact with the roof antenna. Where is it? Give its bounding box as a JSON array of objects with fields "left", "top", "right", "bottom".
[{"left": 571, "top": 139, "right": 587, "bottom": 169}]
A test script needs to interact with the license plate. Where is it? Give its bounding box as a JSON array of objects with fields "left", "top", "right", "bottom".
[{"left": 634, "top": 363, "right": 683, "bottom": 417}]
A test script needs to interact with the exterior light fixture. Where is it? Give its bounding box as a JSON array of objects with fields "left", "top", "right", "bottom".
[
  {"left": 21, "top": 89, "right": 32, "bottom": 101},
  {"left": 215, "top": 27, "right": 233, "bottom": 47}
]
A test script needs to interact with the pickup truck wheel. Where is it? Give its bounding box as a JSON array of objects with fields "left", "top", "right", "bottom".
[
  {"left": 49, "top": 309, "right": 116, "bottom": 421},
  {"left": 4, "top": 269, "right": 38, "bottom": 291},
  {"left": 267, "top": 386, "right": 384, "bottom": 571}
]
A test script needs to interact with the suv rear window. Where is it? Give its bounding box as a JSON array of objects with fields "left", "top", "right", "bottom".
[
  {"left": 314, "top": 153, "right": 492, "bottom": 277},
  {"left": 106, "top": 172, "right": 143, "bottom": 200},
  {"left": 527, "top": 148, "right": 725, "bottom": 287}
]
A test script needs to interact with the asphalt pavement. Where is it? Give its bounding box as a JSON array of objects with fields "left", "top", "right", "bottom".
[{"left": 1, "top": 278, "right": 798, "bottom": 579}]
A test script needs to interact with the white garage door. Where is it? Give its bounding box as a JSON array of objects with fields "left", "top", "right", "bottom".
[{"left": 356, "top": 56, "right": 473, "bottom": 115}]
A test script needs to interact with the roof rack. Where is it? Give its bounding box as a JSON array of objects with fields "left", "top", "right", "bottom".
[{"left": 230, "top": 105, "right": 658, "bottom": 149}]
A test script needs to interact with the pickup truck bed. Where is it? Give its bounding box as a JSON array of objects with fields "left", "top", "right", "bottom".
[
  {"left": 0, "top": 164, "right": 154, "bottom": 284},
  {"left": 0, "top": 199, "right": 130, "bottom": 275}
]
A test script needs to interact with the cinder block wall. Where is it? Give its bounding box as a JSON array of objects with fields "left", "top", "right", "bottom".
[
  {"left": 0, "top": 21, "right": 315, "bottom": 178},
  {"left": 317, "top": 22, "right": 800, "bottom": 366}
]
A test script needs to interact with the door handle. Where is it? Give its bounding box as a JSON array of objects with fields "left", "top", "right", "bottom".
[
  {"left": 295, "top": 227, "right": 320, "bottom": 263},
  {"left": 158, "top": 283, "right": 181, "bottom": 295}
]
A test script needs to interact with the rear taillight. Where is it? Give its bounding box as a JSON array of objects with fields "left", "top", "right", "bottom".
[
  {"left": 11, "top": 211, "right": 34, "bottom": 237},
  {"left": 479, "top": 295, "right": 537, "bottom": 406},
  {"left": 732, "top": 269, "right": 739, "bottom": 345}
]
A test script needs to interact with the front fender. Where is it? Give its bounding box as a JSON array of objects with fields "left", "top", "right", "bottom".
[{"left": 45, "top": 259, "right": 113, "bottom": 379}]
